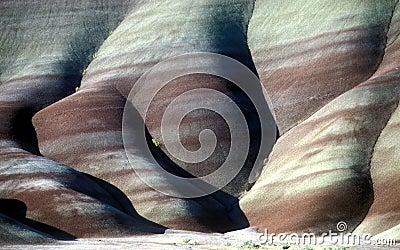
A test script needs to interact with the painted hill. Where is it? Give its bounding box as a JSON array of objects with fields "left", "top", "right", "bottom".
[{"left": 1, "top": 0, "right": 399, "bottom": 245}]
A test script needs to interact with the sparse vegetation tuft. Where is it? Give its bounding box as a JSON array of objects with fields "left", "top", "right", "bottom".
[
  {"left": 152, "top": 138, "right": 160, "bottom": 147},
  {"left": 239, "top": 240, "right": 261, "bottom": 249}
]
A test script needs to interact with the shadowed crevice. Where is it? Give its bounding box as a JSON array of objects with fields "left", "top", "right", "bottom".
[
  {"left": 77, "top": 172, "right": 167, "bottom": 233},
  {"left": 124, "top": 101, "right": 250, "bottom": 233},
  {"left": 353, "top": 1, "right": 399, "bottom": 83},
  {"left": 354, "top": 98, "right": 400, "bottom": 232},
  {"left": 10, "top": 107, "right": 41, "bottom": 155}
]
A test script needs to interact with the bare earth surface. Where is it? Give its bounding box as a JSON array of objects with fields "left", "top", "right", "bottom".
[{"left": 2, "top": 229, "right": 399, "bottom": 250}]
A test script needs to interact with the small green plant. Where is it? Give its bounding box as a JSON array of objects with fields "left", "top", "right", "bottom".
[
  {"left": 92, "top": 53, "right": 97, "bottom": 59},
  {"left": 109, "top": 30, "right": 113, "bottom": 35},
  {"left": 297, "top": 119, "right": 303, "bottom": 125},
  {"left": 239, "top": 240, "right": 261, "bottom": 249},
  {"left": 152, "top": 138, "right": 160, "bottom": 147},
  {"left": 75, "top": 86, "right": 79, "bottom": 92},
  {"left": 82, "top": 68, "right": 88, "bottom": 76},
  {"left": 182, "top": 238, "right": 191, "bottom": 244}
]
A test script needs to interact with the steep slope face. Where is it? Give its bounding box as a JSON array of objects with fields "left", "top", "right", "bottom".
[
  {"left": 0, "top": 214, "right": 54, "bottom": 244},
  {"left": 33, "top": 84, "right": 247, "bottom": 233},
  {"left": 353, "top": 104, "right": 400, "bottom": 236},
  {"left": 248, "top": 0, "right": 397, "bottom": 133},
  {"left": 33, "top": 0, "right": 264, "bottom": 232},
  {"left": 76, "top": 0, "right": 262, "bottom": 197},
  {"left": 0, "top": 144, "right": 164, "bottom": 241},
  {"left": 241, "top": 0, "right": 400, "bottom": 235},
  {"left": 0, "top": 0, "right": 166, "bottom": 241},
  {"left": 354, "top": 4, "right": 400, "bottom": 236},
  {"left": 240, "top": 80, "right": 400, "bottom": 233},
  {"left": 0, "top": 0, "right": 133, "bottom": 148}
]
